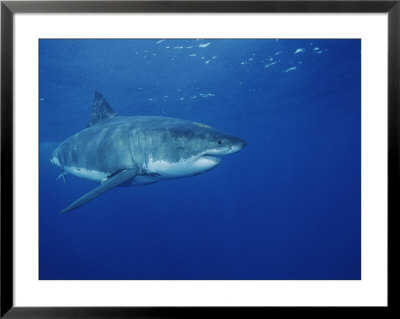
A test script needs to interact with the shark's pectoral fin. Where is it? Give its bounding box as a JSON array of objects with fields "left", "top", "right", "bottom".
[{"left": 59, "top": 168, "right": 138, "bottom": 214}]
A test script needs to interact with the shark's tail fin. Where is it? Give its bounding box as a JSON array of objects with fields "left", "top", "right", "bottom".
[{"left": 87, "top": 91, "right": 117, "bottom": 127}]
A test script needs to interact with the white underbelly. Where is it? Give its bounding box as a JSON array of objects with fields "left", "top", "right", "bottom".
[
  {"left": 61, "top": 157, "right": 214, "bottom": 185},
  {"left": 146, "top": 155, "right": 218, "bottom": 178},
  {"left": 63, "top": 165, "right": 161, "bottom": 186},
  {"left": 64, "top": 166, "right": 108, "bottom": 183}
]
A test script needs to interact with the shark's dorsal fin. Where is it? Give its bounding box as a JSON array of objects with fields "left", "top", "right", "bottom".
[{"left": 87, "top": 91, "right": 117, "bottom": 127}]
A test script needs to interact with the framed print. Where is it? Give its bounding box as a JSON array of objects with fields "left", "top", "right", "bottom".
[{"left": 1, "top": 1, "right": 396, "bottom": 318}]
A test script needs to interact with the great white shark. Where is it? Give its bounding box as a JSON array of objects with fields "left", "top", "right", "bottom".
[{"left": 51, "top": 91, "right": 247, "bottom": 214}]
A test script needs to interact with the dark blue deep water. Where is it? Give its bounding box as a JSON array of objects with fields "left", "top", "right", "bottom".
[{"left": 39, "top": 39, "right": 361, "bottom": 280}]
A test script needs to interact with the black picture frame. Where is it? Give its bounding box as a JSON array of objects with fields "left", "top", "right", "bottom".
[{"left": 1, "top": 1, "right": 397, "bottom": 318}]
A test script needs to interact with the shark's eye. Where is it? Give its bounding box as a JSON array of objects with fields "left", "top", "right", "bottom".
[{"left": 218, "top": 140, "right": 222, "bottom": 145}]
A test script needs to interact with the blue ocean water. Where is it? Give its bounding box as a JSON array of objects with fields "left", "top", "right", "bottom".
[{"left": 39, "top": 39, "right": 361, "bottom": 280}]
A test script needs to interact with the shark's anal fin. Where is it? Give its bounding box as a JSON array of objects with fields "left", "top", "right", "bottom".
[
  {"left": 87, "top": 91, "right": 117, "bottom": 127},
  {"left": 59, "top": 168, "right": 137, "bottom": 214}
]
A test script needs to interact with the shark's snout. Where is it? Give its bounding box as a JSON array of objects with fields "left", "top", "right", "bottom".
[{"left": 229, "top": 138, "right": 247, "bottom": 154}]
